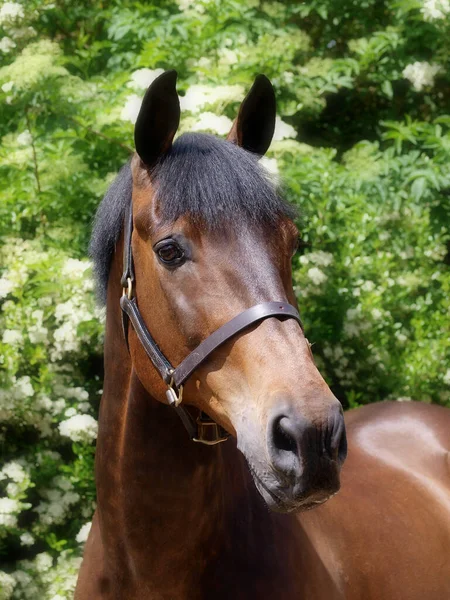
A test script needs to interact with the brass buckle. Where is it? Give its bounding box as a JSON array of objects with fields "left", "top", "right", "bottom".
[
  {"left": 193, "top": 416, "right": 230, "bottom": 446},
  {"left": 122, "top": 277, "right": 133, "bottom": 300}
]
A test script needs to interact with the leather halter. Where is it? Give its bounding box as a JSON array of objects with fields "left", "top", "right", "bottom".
[{"left": 119, "top": 201, "right": 303, "bottom": 445}]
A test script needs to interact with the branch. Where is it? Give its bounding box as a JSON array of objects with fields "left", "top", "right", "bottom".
[{"left": 25, "top": 110, "right": 41, "bottom": 195}]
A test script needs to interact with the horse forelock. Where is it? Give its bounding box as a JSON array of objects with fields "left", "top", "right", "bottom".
[{"left": 89, "top": 132, "right": 296, "bottom": 304}]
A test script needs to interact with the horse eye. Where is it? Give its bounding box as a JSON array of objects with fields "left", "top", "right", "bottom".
[{"left": 155, "top": 241, "right": 185, "bottom": 266}]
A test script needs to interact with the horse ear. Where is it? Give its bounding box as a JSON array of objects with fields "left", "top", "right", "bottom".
[
  {"left": 227, "top": 74, "right": 276, "bottom": 156},
  {"left": 134, "top": 70, "right": 180, "bottom": 168}
]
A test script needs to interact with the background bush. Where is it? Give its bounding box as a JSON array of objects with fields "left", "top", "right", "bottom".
[{"left": 0, "top": 0, "right": 449, "bottom": 597}]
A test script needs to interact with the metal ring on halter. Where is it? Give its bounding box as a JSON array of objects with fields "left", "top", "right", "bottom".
[{"left": 122, "top": 277, "right": 133, "bottom": 300}]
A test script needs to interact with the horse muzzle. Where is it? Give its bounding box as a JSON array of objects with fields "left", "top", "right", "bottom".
[{"left": 241, "top": 400, "right": 347, "bottom": 513}]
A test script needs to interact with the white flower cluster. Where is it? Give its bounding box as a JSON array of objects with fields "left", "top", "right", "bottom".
[
  {"left": 0, "top": 461, "right": 29, "bottom": 502},
  {"left": 11, "top": 551, "right": 82, "bottom": 600},
  {"left": 0, "top": 276, "right": 16, "bottom": 298},
  {"left": 191, "top": 112, "right": 233, "bottom": 135},
  {"left": 300, "top": 250, "right": 334, "bottom": 267},
  {"left": 402, "top": 61, "right": 442, "bottom": 91},
  {"left": 0, "top": 376, "right": 35, "bottom": 423},
  {"left": 322, "top": 343, "right": 358, "bottom": 385},
  {"left": 180, "top": 84, "right": 245, "bottom": 113},
  {"left": 421, "top": 0, "right": 450, "bottom": 20},
  {"left": 273, "top": 116, "right": 297, "bottom": 141},
  {"left": 0, "top": 570, "right": 15, "bottom": 600},
  {"left": 299, "top": 251, "right": 334, "bottom": 288},
  {"left": 176, "top": 0, "right": 209, "bottom": 14},
  {"left": 259, "top": 156, "right": 280, "bottom": 180},
  {"left": 0, "top": 35, "right": 15, "bottom": 53},
  {"left": 120, "top": 94, "right": 142, "bottom": 124},
  {"left": 0, "top": 2, "right": 24, "bottom": 25},
  {"left": 59, "top": 414, "right": 98, "bottom": 443},
  {"left": 0, "top": 497, "right": 21, "bottom": 528},
  {"left": 343, "top": 304, "right": 371, "bottom": 338},
  {"left": 35, "top": 476, "right": 79, "bottom": 526},
  {"left": 16, "top": 130, "right": 32, "bottom": 146},
  {"left": 307, "top": 267, "right": 328, "bottom": 286},
  {"left": 126, "top": 68, "right": 164, "bottom": 90},
  {"left": 61, "top": 258, "right": 91, "bottom": 279}
]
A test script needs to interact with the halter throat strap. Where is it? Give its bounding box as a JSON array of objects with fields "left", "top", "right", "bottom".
[{"left": 120, "top": 201, "right": 303, "bottom": 445}]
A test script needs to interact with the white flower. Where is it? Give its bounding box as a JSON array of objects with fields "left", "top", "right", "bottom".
[
  {"left": 1, "top": 461, "right": 26, "bottom": 483},
  {"left": 76, "top": 521, "right": 92, "bottom": 544},
  {"left": 218, "top": 47, "right": 238, "bottom": 66},
  {"left": 16, "top": 130, "right": 32, "bottom": 146},
  {"left": 0, "top": 36, "right": 15, "bottom": 52},
  {"left": 59, "top": 414, "right": 98, "bottom": 443},
  {"left": 2, "top": 329, "right": 22, "bottom": 345},
  {"left": 402, "top": 61, "right": 442, "bottom": 91},
  {"left": 65, "top": 386, "right": 89, "bottom": 401},
  {"left": 307, "top": 267, "right": 328, "bottom": 286},
  {"left": 283, "top": 71, "right": 295, "bottom": 84},
  {"left": 259, "top": 156, "right": 279, "bottom": 179},
  {"left": 361, "top": 280, "right": 375, "bottom": 292},
  {"left": 64, "top": 407, "right": 77, "bottom": 417},
  {"left": 28, "top": 324, "right": 48, "bottom": 344},
  {"left": 395, "top": 330, "right": 408, "bottom": 343},
  {"left": 0, "top": 571, "right": 15, "bottom": 600},
  {"left": 299, "top": 251, "right": 333, "bottom": 267},
  {"left": 0, "top": 497, "right": 20, "bottom": 527},
  {"left": 13, "top": 376, "right": 34, "bottom": 398},
  {"left": 1, "top": 81, "right": 14, "bottom": 93},
  {"left": 180, "top": 84, "right": 244, "bottom": 113},
  {"left": 421, "top": 0, "right": 450, "bottom": 20},
  {"left": 191, "top": 112, "right": 233, "bottom": 135},
  {"left": 35, "top": 552, "right": 53, "bottom": 572},
  {"left": 0, "top": 2, "right": 24, "bottom": 25},
  {"left": 0, "top": 276, "right": 14, "bottom": 297},
  {"left": 346, "top": 306, "right": 362, "bottom": 321},
  {"left": 20, "top": 532, "right": 34, "bottom": 546},
  {"left": 0, "top": 497, "right": 19, "bottom": 514},
  {"left": 397, "top": 396, "right": 413, "bottom": 402},
  {"left": 195, "top": 56, "right": 212, "bottom": 69},
  {"left": 343, "top": 322, "right": 360, "bottom": 338},
  {"left": 371, "top": 308, "right": 383, "bottom": 320},
  {"left": 127, "top": 68, "right": 164, "bottom": 90},
  {"left": 176, "top": 0, "right": 205, "bottom": 12},
  {"left": 273, "top": 116, "right": 297, "bottom": 141},
  {"left": 120, "top": 94, "right": 142, "bottom": 124},
  {"left": 61, "top": 258, "right": 91, "bottom": 279}
]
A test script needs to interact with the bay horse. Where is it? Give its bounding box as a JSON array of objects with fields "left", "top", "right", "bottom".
[{"left": 75, "top": 71, "right": 450, "bottom": 599}]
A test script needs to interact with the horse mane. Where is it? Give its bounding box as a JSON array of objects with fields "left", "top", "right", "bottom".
[{"left": 89, "top": 132, "right": 295, "bottom": 304}]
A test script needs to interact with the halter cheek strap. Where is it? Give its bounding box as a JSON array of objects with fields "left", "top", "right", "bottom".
[{"left": 120, "top": 201, "right": 303, "bottom": 445}]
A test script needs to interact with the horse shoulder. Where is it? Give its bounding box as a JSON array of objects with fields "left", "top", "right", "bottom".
[{"left": 295, "top": 401, "right": 450, "bottom": 600}]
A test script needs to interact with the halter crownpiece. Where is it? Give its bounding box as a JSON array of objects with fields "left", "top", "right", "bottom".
[{"left": 120, "top": 201, "right": 303, "bottom": 445}]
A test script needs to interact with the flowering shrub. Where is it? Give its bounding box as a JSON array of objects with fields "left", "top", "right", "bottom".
[{"left": 0, "top": 0, "right": 449, "bottom": 596}]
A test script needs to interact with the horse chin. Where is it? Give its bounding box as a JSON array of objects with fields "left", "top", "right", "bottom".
[{"left": 251, "top": 473, "right": 332, "bottom": 514}]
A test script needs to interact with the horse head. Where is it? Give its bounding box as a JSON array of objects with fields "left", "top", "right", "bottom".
[{"left": 117, "top": 70, "right": 346, "bottom": 513}]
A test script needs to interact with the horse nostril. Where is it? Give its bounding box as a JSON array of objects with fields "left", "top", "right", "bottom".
[
  {"left": 324, "top": 411, "right": 347, "bottom": 465},
  {"left": 337, "top": 427, "right": 348, "bottom": 465},
  {"left": 273, "top": 417, "right": 298, "bottom": 453}
]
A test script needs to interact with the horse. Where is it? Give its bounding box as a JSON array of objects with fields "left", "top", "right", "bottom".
[{"left": 75, "top": 71, "right": 450, "bottom": 599}]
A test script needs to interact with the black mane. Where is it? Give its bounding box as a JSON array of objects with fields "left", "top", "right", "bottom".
[{"left": 89, "top": 133, "right": 295, "bottom": 303}]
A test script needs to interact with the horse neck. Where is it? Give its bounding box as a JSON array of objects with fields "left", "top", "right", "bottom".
[{"left": 95, "top": 243, "right": 262, "bottom": 592}]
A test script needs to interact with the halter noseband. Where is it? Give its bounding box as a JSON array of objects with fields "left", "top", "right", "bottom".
[{"left": 119, "top": 201, "right": 303, "bottom": 445}]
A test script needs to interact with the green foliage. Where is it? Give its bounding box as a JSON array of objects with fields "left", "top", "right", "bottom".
[{"left": 0, "top": 0, "right": 449, "bottom": 596}]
